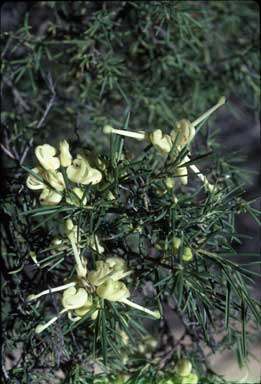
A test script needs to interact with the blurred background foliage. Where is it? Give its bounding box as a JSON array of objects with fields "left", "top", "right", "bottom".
[
  {"left": 1, "top": 1, "right": 259, "bottom": 157},
  {"left": 1, "top": 1, "right": 260, "bottom": 383}
]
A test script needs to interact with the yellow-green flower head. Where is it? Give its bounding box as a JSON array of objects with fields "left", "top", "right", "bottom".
[
  {"left": 176, "top": 166, "right": 188, "bottom": 185},
  {"left": 26, "top": 167, "right": 46, "bottom": 190},
  {"left": 171, "top": 119, "right": 195, "bottom": 147},
  {"left": 39, "top": 188, "right": 62, "bottom": 206},
  {"left": 45, "top": 170, "right": 65, "bottom": 191},
  {"left": 97, "top": 278, "right": 130, "bottom": 301},
  {"left": 149, "top": 129, "right": 173, "bottom": 153},
  {"left": 35, "top": 144, "right": 60, "bottom": 170},
  {"left": 59, "top": 140, "right": 72, "bottom": 167},
  {"left": 66, "top": 187, "right": 87, "bottom": 206},
  {"left": 62, "top": 286, "right": 88, "bottom": 310},
  {"left": 182, "top": 247, "right": 193, "bottom": 262},
  {"left": 176, "top": 359, "right": 192, "bottom": 377},
  {"left": 66, "top": 154, "right": 102, "bottom": 185},
  {"left": 88, "top": 261, "right": 111, "bottom": 286}
]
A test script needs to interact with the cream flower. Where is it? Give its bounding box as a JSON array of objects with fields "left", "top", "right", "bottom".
[
  {"left": 39, "top": 188, "right": 63, "bottom": 206},
  {"left": 171, "top": 119, "right": 195, "bottom": 147},
  {"left": 35, "top": 144, "right": 60, "bottom": 170},
  {"left": 88, "top": 257, "right": 131, "bottom": 286},
  {"left": 88, "top": 261, "right": 111, "bottom": 286},
  {"left": 62, "top": 287, "right": 88, "bottom": 310},
  {"left": 105, "top": 257, "right": 131, "bottom": 281},
  {"left": 97, "top": 278, "right": 130, "bottom": 302},
  {"left": 45, "top": 170, "right": 65, "bottom": 191},
  {"left": 26, "top": 167, "right": 46, "bottom": 190},
  {"left": 149, "top": 129, "right": 173, "bottom": 153},
  {"left": 59, "top": 140, "right": 72, "bottom": 167},
  {"left": 66, "top": 154, "right": 102, "bottom": 185}
]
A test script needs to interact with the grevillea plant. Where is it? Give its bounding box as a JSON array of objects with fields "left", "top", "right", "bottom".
[{"left": 16, "top": 97, "right": 259, "bottom": 382}]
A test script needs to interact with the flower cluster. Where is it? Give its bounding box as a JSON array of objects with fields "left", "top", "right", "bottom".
[
  {"left": 104, "top": 97, "right": 225, "bottom": 191},
  {"left": 28, "top": 219, "right": 160, "bottom": 334},
  {"left": 26, "top": 140, "right": 103, "bottom": 206}
]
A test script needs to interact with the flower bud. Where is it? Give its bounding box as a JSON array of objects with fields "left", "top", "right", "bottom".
[
  {"left": 182, "top": 247, "right": 193, "bottom": 262},
  {"left": 39, "top": 189, "right": 63, "bottom": 206},
  {"left": 164, "top": 177, "right": 175, "bottom": 190},
  {"left": 176, "top": 359, "right": 192, "bottom": 377},
  {"left": 35, "top": 144, "right": 60, "bottom": 170},
  {"left": 59, "top": 140, "right": 72, "bottom": 167},
  {"left": 172, "top": 237, "right": 182, "bottom": 255}
]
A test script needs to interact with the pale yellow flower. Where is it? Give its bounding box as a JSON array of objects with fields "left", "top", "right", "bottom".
[
  {"left": 149, "top": 129, "right": 173, "bottom": 153},
  {"left": 171, "top": 119, "right": 195, "bottom": 147},
  {"left": 62, "top": 286, "right": 88, "bottom": 310},
  {"left": 74, "top": 295, "right": 94, "bottom": 317},
  {"left": 35, "top": 144, "right": 60, "bottom": 170},
  {"left": 88, "top": 261, "right": 111, "bottom": 286},
  {"left": 59, "top": 140, "right": 72, "bottom": 167},
  {"left": 97, "top": 278, "right": 130, "bottom": 301},
  {"left": 26, "top": 167, "right": 46, "bottom": 190},
  {"left": 66, "top": 154, "right": 102, "bottom": 185},
  {"left": 39, "top": 188, "right": 63, "bottom": 206},
  {"left": 45, "top": 170, "right": 65, "bottom": 191}
]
